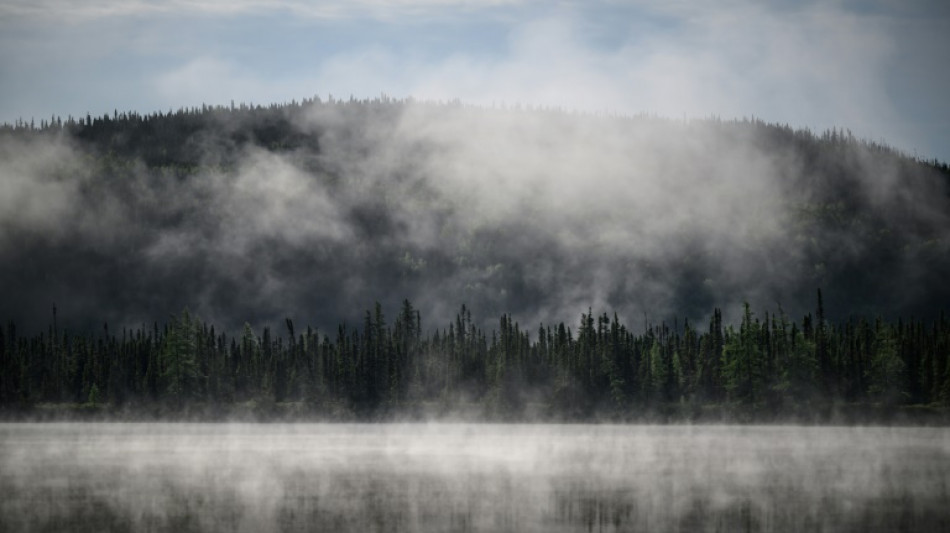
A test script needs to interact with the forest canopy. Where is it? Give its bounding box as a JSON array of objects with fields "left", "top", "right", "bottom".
[{"left": 1, "top": 297, "right": 949, "bottom": 423}]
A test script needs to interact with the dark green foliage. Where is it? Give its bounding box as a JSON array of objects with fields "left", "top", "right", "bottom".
[
  {"left": 2, "top": 298, "right": 948, "bottom": 422},
  {"left": 161, "top": 310, "right": 200, "bottom": 408},
  {"left": 86, "top": 383, "right": 100, "bottom": 406}
]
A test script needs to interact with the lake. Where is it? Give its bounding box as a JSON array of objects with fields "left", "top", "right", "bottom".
[{"left": 1, "top": 423, "right": 948, "bottom": 532}]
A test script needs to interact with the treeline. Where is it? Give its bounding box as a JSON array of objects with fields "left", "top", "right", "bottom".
[
  {"left": 1, "top": 95, "right": 407, "bottom": 169},
  {"left": 2, "top": 293, "right": 948, "bottom": 422},
  {"left": 4, "top": 95, "right": 948, "bottom": 174}
]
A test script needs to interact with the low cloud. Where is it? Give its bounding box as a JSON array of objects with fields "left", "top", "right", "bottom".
[{"left": 1, "top": 100, "right": 948, "bottom": 334}]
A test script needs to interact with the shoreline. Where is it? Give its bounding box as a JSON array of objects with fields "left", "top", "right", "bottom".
[{"left": 3, "top": 401, "right": 948, "bottom": 426}]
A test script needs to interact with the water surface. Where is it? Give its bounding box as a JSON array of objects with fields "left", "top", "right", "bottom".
[{"left": 2, "top": 423, "right": 948, "bottom": 532}]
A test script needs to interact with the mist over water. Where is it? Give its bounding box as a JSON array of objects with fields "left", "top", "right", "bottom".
[{"left": 2, "top": 423, "right": 948, "bottom": 532}]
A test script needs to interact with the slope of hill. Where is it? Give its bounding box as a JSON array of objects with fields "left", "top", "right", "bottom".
[{"left": 1, "top": 97, "right": 948, "bottom": 333}]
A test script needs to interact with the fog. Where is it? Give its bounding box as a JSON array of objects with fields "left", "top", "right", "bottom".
[
  {"left": 1, "top": 423, "right": 948, "bottom": 532},
  {"left": 5, "top": 1, "right": 948, "bottom": 163},
  {"left": 1, "top": 101, "right": 948, "bottom": 334}
]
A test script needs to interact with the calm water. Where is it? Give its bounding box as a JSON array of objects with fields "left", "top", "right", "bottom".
[{"left": 1, "top": 423, "right": 948, "bottom": 532}]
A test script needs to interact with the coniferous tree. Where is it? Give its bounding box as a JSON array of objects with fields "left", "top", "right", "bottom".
[
  {"left": 869, "top": 319, "right": 905, "bottom": 406},
  {"left": 161, "top": 310, "right": 199, "bottom": 409}
]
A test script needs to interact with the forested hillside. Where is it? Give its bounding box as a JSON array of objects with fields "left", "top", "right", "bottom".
[
  {"left": 1, "top": 97, "right": 948, "bottom": 335},
  {"left": 1, "top": 97, "right": 949, "bottom": 420}
]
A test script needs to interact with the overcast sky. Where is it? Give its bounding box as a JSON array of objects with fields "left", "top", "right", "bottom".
[{"left": 1, "top": 0, "right": 948, "bottom": 161}]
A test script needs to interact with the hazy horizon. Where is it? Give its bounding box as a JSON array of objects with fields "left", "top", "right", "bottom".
[{"left": 1, "top": 0, "right": 948, "bottom": 162}]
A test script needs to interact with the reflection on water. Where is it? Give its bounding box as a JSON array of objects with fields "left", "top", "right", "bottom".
[{"left": 1, "top": 423, "right": 948, "bottom": 532}]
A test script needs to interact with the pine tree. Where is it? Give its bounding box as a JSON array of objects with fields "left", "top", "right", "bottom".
[
  {"left": 161, "top": 310, "right": 199, "bottom": 409},
  {"left": 869, "top": 319, "right": 905, "bottom": 406}
]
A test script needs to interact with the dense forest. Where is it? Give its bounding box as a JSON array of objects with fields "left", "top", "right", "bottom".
[
  {"left": 1, "top": 294, "right": 949, "bottom": 422},
  {"left": 1, "top": 97, "right": 949, "bottom": 421}
]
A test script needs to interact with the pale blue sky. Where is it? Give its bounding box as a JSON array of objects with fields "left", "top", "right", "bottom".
[{"left": 1, "top": 0, "right": 948, "bottom": 161}]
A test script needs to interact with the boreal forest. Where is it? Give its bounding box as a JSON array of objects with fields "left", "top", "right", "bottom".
[{"left": 1, "top": 97, "right": 949, "bottom": 421}]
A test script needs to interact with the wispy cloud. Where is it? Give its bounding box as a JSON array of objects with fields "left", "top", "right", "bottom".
[
  {"left": 238, "top": 4, "right": 903, "bottom": 142},
  {"left": 0, "top": 0, "right": 527, "bottom": 21},
  {"left": 1, "top": 0, "right": 947, "bottom": 160}
]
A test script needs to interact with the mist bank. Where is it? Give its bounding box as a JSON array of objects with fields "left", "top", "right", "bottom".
[
  {"left": 3, "top": 298, "right": 950, "bottom": 424},
  {"left": 1, "top": 97, "right": 949, "bottom": 335},
  {"left": 5, "top": 424, "right": 948, "bottom": 532},
  {"left": 14, "top": 397, "right": 950, "bottom": 427}
]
